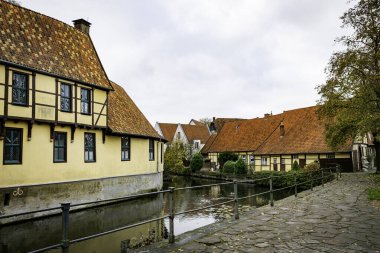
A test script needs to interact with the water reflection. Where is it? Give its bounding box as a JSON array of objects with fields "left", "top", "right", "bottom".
[
  {"left": 162, "top": 176, "right": 292, "bottom": 235},
  {"left": 0, "top": 195, "right": 166, "bottom": 253},
  {"left": 0, "top": 176, "right": 293, "bottom": 252}
]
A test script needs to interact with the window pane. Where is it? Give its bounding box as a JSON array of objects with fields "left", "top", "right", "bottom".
[
  {"left": 81, "top": 88, "right": 91, "bottom": 114},
  {"left": 84, "top": 133, "right": 95, "bottom": 161},
  {"left": 12, "top": 73, "right": 27, "bottom": 104},
  {"left": 4, "top": 129, "right": 22, "bottom": 163}
]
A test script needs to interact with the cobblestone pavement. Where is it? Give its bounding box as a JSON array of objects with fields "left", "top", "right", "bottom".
[{"left": 142, "top": 173, "right": 380, "bottom": 253}]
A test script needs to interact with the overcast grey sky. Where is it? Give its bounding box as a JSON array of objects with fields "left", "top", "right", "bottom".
[{"left": 22, "top": 0, "right": 353, "bottom": 124}]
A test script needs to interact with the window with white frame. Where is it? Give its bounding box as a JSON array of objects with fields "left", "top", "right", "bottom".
[
  {"left": 261, "top": 157, "right": 268, "bottom": 165},
  {"left": 250, "top": 154, "right": 255, "bottom": 164}
]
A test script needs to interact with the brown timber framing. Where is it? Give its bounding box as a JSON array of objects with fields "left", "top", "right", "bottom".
[
  {"left": 4, "top": 65, "right": 9, "bottom": 118},
  {"left": 0, "top": 60, "right": 113, "bottom": 92},
  {"left": 55, "top": 78, "right": 58, "bottom": 123},
  {"left": 74, "top": 83, "right": 78, "bottom": 125},
  {"left": 95, "top": 97, "right": 108, "bottom": 126},
  {"left": 31, "top": 72, "right": 36, "bottom": 122},
  {"left": 91, "top": 87, "right": 94, "bottom": 128}
]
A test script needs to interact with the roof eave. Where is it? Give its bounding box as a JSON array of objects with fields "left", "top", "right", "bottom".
[{"left": 0, "top": 59, "right": 113, "bottom": 91}]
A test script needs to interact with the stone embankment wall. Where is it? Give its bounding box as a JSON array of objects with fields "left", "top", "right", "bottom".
[{"left": 0, "top": 172, "right": 163, "bottom": 224}]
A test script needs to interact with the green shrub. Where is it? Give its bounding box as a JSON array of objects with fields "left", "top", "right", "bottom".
[
  {"left": 172, "top": 161, "right": 191, "bottom": 175},
  {"left": 218, "top": 152, "right": 238, "bottom": 169},
  {"left": 292, "top": 160, "right": 300, "bottom": 171},
  {"left": 304, "top": 161, "right": 320, "bottom": 172},
  {"left": 223, "top": 160, "right": 235, "bottom": 174},
  {"left": 234, "top": 158, "right": 247, "bottom": 174},
  {"left": 190, "top": 153, "right": 204, "bottom": 172}
]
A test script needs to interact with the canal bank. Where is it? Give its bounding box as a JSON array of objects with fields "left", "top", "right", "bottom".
[
  {"left": 0, "top": 175, "right": 292, "bottom": 252},
  {"left": 141, "top": 173, "right": 380, "bottom": 253}
]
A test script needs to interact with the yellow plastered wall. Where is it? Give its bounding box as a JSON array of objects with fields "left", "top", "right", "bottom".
[
  {"left": 0, "top": 65, "right": 108, "bottom": 127},
  {"left": 0, "top": 122, "right": 163, "bottom": 187},
  {"left": 7, "top": 68, "right": 33, "bottom": 118}
]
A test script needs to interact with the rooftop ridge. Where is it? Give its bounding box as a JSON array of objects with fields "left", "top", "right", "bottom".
[{"left": 0, "top": 0, "right": 88, "bottom": 37}]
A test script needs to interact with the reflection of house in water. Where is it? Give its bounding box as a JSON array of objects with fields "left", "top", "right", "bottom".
[
  {"left": 210, "top": 185, "right": 221, "bottom": 198},
  {"left": 0, "top": 195, "right": 166, "bottom": 253}
]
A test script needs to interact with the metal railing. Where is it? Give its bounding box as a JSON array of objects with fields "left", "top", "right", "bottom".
[{"left": 0, "top": 166, "right": 341, "bottom": 253}]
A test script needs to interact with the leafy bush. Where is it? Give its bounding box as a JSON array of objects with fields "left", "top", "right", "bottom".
[
  {"left": 292, "top": 160, "right": 300, "bottom": 171},
  {"left": 304, "top": 161, "right": 320, "bottom": 172},
  {"left": 173, "top": 161, "right": 191, "bottom": 175},
  {"left": 234, "top": 158, "right": 247, "bottom": 174},
  {"left": 190, "top": 153, "right": 204, "bottom": 172},
  {"left": 223, "top": 160, "right": 235, "bottom": 174},
  {"left": 164, "top": 140, "right": 187, "bottom": 173},
  {"left": 218, "top": 152, "right": 238, "bottom": 169}
]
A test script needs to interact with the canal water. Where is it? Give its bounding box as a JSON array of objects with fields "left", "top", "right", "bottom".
[{"left": 0, "top": 176, "right": 293, "bottom": 253}]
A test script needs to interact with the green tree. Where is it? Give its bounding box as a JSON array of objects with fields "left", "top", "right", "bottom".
[
  {"left": 292, "top": 160, "right": 300, "bottom": 171},
  {"left": 164, "top": 140, "right": 187, "bottom": 173},
  {"left": 190, "top": 153, "right": 204, "bottom": 172},
  {"left": 235, "top": 158, "right": 247, "bottom": 174},
  {"left": 317, "top": 0, "right": 380, "bottom": 172},
  {"left": 223, "top": 160, "right": 236, "bottom": 174},
  {"left": 218, "top": 152, "right": 239, "bottom": 169}
]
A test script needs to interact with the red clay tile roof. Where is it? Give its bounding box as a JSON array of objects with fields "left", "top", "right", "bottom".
[
  {"left": 201, "top": 133, "right": 217, "bottom": 155},
  {"left": 190, "top": 119, "right": 206, "bottom": 126},
  {"left": 204, "top": 106, "right": 352, "bottom": 154},
  {"left": 108, "top": 81, "right": 160, "bottom": 139},
  {"left": 255, "top": 106, "right": 352, "bottom": 154},
  {"left": 0, "top": 1, "right": 112, "bottom": 89},
  {"left": 181, "top": 124, "right": 211, "bottom": 144},
  {"left": 157, "top": 123, "right": 178, "bottom": 143},
  {"left": 213, "top": 118, "right": 245, "bottom": 132},
  {"left": 206, "top": 114, "right": 284, "bottom": 153}
]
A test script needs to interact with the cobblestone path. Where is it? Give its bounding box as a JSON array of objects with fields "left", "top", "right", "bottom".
[{"left": 144, "top": 173, "right": 380, "bottom": 253}]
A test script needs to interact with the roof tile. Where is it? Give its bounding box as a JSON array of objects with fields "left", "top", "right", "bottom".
[{"left": 0, "top": 0, "right": 111, "bottom": 89}]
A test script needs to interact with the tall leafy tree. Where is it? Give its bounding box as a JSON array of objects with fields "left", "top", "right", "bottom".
[{"left": 317, "top": 0, "right": 380, "bottom": 172}]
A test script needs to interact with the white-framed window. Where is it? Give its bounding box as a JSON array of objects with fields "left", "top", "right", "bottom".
[
  {"left": 281, "top": 158, "right": 285, "bottom": 164},
  {"left": 261, "top": 157, "right": 268, "bottom": 165},
  {"left": 292, "top": 154, "right": 299, "bottom": 159},
  {"left": 149, "top": 139, "right": 155, "bottom": 161},
  {"left": 242, "top": 155, "right": 246, "bottom": 163},
  {"left": 250, "top": 154, "right": 255, "bottom": 164}
]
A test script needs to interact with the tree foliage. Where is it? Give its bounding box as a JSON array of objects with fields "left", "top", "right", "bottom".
[
  {"left": 317, "top": 0, "right": 380, "bottom": 171},
  {"left": 292, "top": 160, "right": 300, "bottom": 171},
  {"left": 222, "top": 160, "right": 236, "bottom": 174},
  {"left": 235, "top": 158, "right": 247, "bottom": 174},
  {"left": 164, "top": 140, "right": 187, "bottom": 172},
  {"left": 218, "top": 152, "right": 239, "bottom": 169},
  {"left": 190, "top": 153, "right": 204, "bottom": 172}
]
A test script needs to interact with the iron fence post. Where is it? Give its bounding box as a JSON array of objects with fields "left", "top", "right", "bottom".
[
  {"left": 294, "top": 173, "right": 297, "bottom": 197},
  {"left": 168, "top": 187, "right": 175, "bottom": 243},
  {"left": 61, "top": 203, "right": 70, "bottom": 253},
  {"left": 269, "top": 176, "right": 274, "bottom": 206},
  {"left": 234, "top": 180, "right": 239, "bottom": 220}
]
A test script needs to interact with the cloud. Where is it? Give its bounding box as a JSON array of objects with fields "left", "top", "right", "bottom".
[{"left": 21, "top": 0, "right": 354, "bottom": 123}]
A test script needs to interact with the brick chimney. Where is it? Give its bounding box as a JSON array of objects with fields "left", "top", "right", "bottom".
[
  {"left": 73, "top": 19, "right": 91, "bottom": 34},
  {"left": 280, "top": 121, "right": 285, "bottom": 137}
]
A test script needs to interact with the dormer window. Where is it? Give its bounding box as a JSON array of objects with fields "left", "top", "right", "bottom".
[
  {"left": 81, "top": 88, "right": 91, "bottom": 114},
  {"left": 12, "top": 72, "right": 28, "bottom": 106}
]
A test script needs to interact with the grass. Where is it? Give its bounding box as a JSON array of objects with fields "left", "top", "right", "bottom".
[
  {"left": 368, "top": 188, "right": 380, "bottom": 200},
  {"left": 368, "top": 174, "right": 380, "bottom": 200}
]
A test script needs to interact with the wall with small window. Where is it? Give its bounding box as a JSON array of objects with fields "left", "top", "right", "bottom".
[
  {"left": 0, "top": 121, "right": 164, "bottom": 188},
  {"left": 0, "top": 65, "right": 108, "bottom": 128}
]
